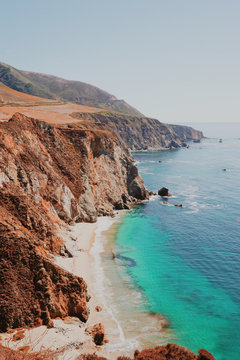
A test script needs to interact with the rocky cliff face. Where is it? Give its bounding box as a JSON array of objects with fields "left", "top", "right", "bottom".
[
  {"left": 71, "top": 112, "right": 203, "bottom": 151},
  {"left": 0, "top": 113, "right": 148, "bottom": 332},
  {"left": 169, "top": 124, "right": 204, "bottom": 142}
]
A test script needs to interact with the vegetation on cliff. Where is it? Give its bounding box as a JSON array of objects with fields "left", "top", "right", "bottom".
[{"left": 0, "top": 63, "right": 142, "bottom": 116}]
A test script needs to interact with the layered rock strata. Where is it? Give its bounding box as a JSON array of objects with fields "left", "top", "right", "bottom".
[
  {"left": 0, "top": 113, "right": 148, "bottom": 332},
  {"left": 71, "top": 112, "right": 203, "bottom": 151}
]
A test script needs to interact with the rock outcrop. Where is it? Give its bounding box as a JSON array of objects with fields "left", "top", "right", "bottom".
[
  {"left": 71, "top": 112, "right": 203, "bottom": 151},
  {"left": 0, "top": 113, "right": 148, "bottom": 332},
  {"left": 0, "top": 344, "right": 216, "bottom": 360},
  {"left": 0, "top": 113, "right": 147, "bottom": 222},
  {"left": 158, "top": 187, "right": 170, "bottom": 197},
  {"left": 116, "top": 344, "right": 216, "bottom": 360},
  {"left": 86, "top": 323, "right": 105, "bottom": 346},
  {"left": 170, "top": 124, "right": 204, "bottom": 142}
]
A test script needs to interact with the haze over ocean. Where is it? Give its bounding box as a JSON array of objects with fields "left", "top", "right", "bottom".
[{"left": 109, "top": 123, "right": 240, "bottom": 359}]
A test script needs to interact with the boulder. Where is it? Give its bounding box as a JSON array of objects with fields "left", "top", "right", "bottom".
[
  {"left": 95, "top": 306, "right": 102, "bottom": 312},
  {"left": 198, "top": 349, "right": 216, "bottom": 360},
  {"left": 86, "top": 323, "right": 105, "bottom": 346},
  {"left": 158, "top": 187, "right": 170, "bottom": 197}
]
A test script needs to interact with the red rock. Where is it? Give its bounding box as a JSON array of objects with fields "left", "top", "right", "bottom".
[
  {"left": 86, "top": 323, "right": 105, "bottom": 346},
  {"left": 80, "top": 355, "right": 108, "bottom": 360},
  {"left": 0, "top": 113, "right": 148, "bottom": 333},
  {"left": 95, "top": 306, "right": 102, "bottom": 312},
  {"left": 116, "top": 344, "right": 216, "bottom": 360},
  {"left": 198, "top": 349, "right": 216, "bottom": 360},
  {"left": 12, "top": 330, "right": 25, "bottom": 341}
]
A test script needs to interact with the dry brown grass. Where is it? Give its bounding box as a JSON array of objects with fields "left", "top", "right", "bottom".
[{"left": 0, "top": 344, "right": 52, "bottom": 360}]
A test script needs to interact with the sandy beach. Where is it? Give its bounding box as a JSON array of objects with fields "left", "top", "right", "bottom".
[
  {"left": 1, "top": 216, "right": 126, "bottom": 359},
  {"left": 1, "top": 211, "right": 169, "bottom": 359}
]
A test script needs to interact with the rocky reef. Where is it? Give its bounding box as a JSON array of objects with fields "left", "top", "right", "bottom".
[{"left": 0, "top": 112, "right": 148, "bottom": 332}]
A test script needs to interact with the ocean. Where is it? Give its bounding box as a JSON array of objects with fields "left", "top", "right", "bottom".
[{"left": 99, "top": 122, "right": 240, "bottom": 359}]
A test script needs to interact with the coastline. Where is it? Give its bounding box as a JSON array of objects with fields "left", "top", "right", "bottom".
[
  {"left": 0, "top": 214, "right": 128, "bottom": 359},
  {"left": 1, "top": 209, "right": 170, "bottom": 359}
]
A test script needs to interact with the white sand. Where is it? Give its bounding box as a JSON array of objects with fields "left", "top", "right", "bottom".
[{"left": 1, "top": 216, "right": 127, "bottom": 359}]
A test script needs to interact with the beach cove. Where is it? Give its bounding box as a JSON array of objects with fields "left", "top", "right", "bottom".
[
  {"left": 1, "top": 123, "right": 239, "bottom": 360},
  {"left": 0, "top": 214, "right": 170, "bottom": 359}
]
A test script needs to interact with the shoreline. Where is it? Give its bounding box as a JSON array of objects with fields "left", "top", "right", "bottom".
[
  {"left": 0, "top": 214, "right": 128, "bottom": 359},
  {"left": 1, "top": 208, "right": 170, "bottom": 359}
]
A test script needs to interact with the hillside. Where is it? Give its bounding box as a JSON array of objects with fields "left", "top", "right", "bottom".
[
  {"left": 71, "top": 111, "right": 203, "bottom": 151},
  {"left": 0, "top": 82, "right": 203, "bottom": 150},
  {"left": 0, "top": 62, "right": 143, "bottom": 116}
]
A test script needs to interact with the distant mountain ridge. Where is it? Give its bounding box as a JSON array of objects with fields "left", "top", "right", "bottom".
[{"left": 0, "top": 62, "right": 143, "bottom": 116}]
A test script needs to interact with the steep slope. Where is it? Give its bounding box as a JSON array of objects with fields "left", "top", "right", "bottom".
[
  {"left": 0, "top": 64, "right": 204, "bottom": 149},
  {"left": 170, "top": 124, "right": 204, "bottom": 142},
  {"left": 0, "top": 62, "right": 142, "bottom": 116},
  {"left": 71, "top": 111, "right": 203, "bottom": 151},
  {"left": 0, "top": 113, "right": 148, "bottom": 332},
  {"left": 0, "top": 80, "right": 58, "bottom": 106}
]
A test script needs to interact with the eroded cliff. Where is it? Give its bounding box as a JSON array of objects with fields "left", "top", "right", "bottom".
[
  {"left": 0, "top": 112, "right": 148, "bottom": 332},
  {"left": 70, "top": 112, "right": 203, "bottom": 151},
  {"left": 0, "top": 112, "right": 214, "bottom": 360}
]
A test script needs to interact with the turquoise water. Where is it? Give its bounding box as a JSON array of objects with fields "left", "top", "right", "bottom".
[{"left": 114, "top": 123, "right": 240, "bottom": 359}]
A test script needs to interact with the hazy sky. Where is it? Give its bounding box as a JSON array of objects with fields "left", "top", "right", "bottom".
[{"left": 1, "top": 0, "right": 240, "bottom": 123}]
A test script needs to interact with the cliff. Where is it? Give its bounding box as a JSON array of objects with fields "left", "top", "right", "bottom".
[
  {"left": 0, "top": 80, "right": 203, "bottom": 152},
  {"left": 169, "top": 124, "right": 204, "bottom": 142},
  {"left": 0, "top": 92, "right": 210, "bottom": 358},
  {"left": 71, "top": 112, "right": 203, "bottom": 151},
  {"left": 0, "top": 112, "right": 148, "bottom": 332}
]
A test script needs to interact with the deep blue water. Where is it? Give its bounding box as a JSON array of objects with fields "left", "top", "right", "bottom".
[{"left": 114, "top": 123, "right": 240, "bottom": 359}]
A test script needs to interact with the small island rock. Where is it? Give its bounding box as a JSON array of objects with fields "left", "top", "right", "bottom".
[{"left": 158, "top": 187, "right": 170, "bottom": 197}]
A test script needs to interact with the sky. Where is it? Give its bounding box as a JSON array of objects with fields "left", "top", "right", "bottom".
[{"left": 1, "top": 0, "right": 240, "bottom": 124}]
